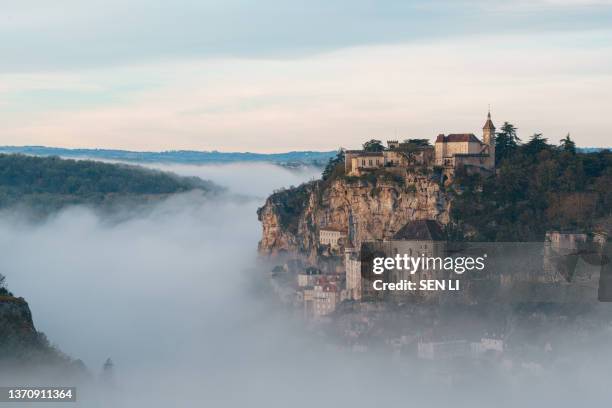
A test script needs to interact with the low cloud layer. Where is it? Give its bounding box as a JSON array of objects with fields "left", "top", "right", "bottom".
[{"left": 1, "top": 162, "right": 611, "bottom": 407}]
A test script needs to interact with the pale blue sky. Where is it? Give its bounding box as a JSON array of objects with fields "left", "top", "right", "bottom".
[{"left": 1, "top": 0, "right": 611, "bottom": 151}]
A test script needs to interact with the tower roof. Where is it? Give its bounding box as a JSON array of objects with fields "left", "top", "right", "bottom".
[
  {"left": 393, "top": 220, "right": 445, "bottom": 241},
  {"left": 483, "top": 110, "right": 495, "bottom": 131}
]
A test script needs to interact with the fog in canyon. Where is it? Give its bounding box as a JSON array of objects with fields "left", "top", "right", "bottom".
[{"left": 0, "top": 162, "right": 611, "bottom": 407}]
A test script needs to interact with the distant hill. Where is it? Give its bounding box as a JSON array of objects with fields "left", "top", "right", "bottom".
[
  {"left": 578, "top": 147, "right": 610, "bottom": 153},
  {"left": 0, "top": 146, "right": 337, "bottom": 167},
  {"left": 0, "top": 154, "right": 218, "bottom": 215}
]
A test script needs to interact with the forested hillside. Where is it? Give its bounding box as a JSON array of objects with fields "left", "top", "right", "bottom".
[
  {"left": 0, "top": 154, "right": 218, "bottom": 214},
  {"left": 451, "top": 127, "right": 611, "bottom": 240}
]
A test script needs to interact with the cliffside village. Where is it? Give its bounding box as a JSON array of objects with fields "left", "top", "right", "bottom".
[{"left": 268, "top": 111, "right": 610, "bottom": 361}]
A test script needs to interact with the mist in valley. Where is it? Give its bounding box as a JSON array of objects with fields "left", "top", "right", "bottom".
[{"left": 1, "top": 162, "right": 611, "bottom": 407}]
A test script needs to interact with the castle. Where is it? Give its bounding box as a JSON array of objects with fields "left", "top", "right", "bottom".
[
  {"left": 434, "top": 111, "right": 496, "bottom": 173},
  {"left": 344, "top": 111, "right": 496, "bottom": 178}
]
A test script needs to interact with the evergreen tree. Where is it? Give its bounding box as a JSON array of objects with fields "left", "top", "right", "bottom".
[
  {"left": 400, "top": 139, "right": 432, "bottom": 163},
  {"left": 322, "top": 150, "right": 345, "bottom": 180},
  {"left": 101, "top": 358, "right": 114, "bottom": 384},
  {"left": 495, "top": 121, "right": 520, "bottom": 162},
  {"left": 0, "top": 273, "right": 11, "bottom": 296},
  {"left": 362, "top": 139, "right": 385, "bottom": 152},
  {"left": 560, "top": 133, "right": 576, "bottom": 154},
  {"left": 402, "top": 138, "right": 431, "bottom": 147},
  {"left": 523, "top": 133, "right": 549, "bottom": 157}
]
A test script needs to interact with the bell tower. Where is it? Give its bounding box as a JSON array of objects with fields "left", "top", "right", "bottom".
[{"left": 482, "top": 109, "right": 496, "bottom": 169}]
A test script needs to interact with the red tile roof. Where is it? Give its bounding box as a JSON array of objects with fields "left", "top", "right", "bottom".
[{"left": 435, "top": 133, "right": 481, "bottom": 143}]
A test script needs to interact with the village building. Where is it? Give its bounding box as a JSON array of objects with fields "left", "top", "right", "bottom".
[
  {"left": 593, "top": 230, "right": 608, "bottom": 247},
  {"left": 344, "top": 142, "right": 432, "bottom": 177},
  {"left": 471, "top": 337, "right": 505, "bottom": 354},
  {"left": 543, "top": 230, "right": 588, "bottom": 280},
  {"left": 344, "top": 151, "right": 385, "bottom": 176},
  {"left": 480, "top": 337, "right": 504, "bottom": 352},
  {"left": 319, "top": 228, "right": 347, "bottom": 249},
  {"left": 346, "top": 219, "right": 446, "bottom": 301},
  {"left": 297, "top": 267, "right": 322, "bottom": 287},
  {"left": 545, "top": 231, "right": 588, "bottom": 250},
  {"left": 387, "top": 219, "right": 447, "bottom": 284},
  {"left": 303, "top": 276, "right": 341, "bottom": 318}
]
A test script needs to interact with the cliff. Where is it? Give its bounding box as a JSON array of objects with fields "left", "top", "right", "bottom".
[
  {"left": 258, "top": 170, "right": 451, "bottom": 261},
  {"left": 0, "top": 296, "right": 39, "bottom": 348},
  {"left": 0, "top": 294, "right": 85, "bottom": 376}
]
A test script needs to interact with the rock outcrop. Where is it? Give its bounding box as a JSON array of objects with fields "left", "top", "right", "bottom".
[
  {"left": 0, "top": 294, "right": 85, "bottom": 377},
  {"left": 258, "top": 171, "right": 451, "bottom": 261},
  {"left": 0, "top": 296, "right": 38, "bottom": 347}
]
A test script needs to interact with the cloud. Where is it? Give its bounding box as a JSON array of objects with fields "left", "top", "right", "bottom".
[
  {"left": 1, "top": 31, "right": 611, "bottom": 150},
  {"left": 1, "top": 0, "right": 611, "bottom": 72}
]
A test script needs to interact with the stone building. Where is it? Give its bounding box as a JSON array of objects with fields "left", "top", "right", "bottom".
[
  {"left": 387, "top": 219, "right": 447, "bottom": 285},
  {"left": 543, "top": 230, "right": 588, "bottom": 281},
  {"left": 345, "top": 151, "right": 384, "bottom": 176},
  {"left": 344, "top": 247, "right": 362, "bottom": 301},
  {"left": 344, "top": 141, "right": 434, "bottom": 176},
  {"left": 303, "top": 276, "right": 341, "bottom": 318},
  {"left": 434, "top": 111, "right": 496, "bottom": 175},
  {"left": 297, "top": 267, "right": 322, "bottom": 287},
  {"left": 471, "top": 337, "right": 505, "bottom": 354},
  {"left": 593, "top": 230, "right": 608, "bottom": 248},
  {"left": 319, "top": 228, "right": 347, "bottom": 249},
  {"left": 351, "top": 219, "right": 447, "bottom": 302}
]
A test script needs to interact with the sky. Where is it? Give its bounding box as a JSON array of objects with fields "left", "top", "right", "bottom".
[{"left": 0, "top": 0, "right": 611, "bottom": 152}]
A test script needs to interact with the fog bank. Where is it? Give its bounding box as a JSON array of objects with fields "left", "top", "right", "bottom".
[{"left": 1, "top": 162, "right": 611, "bottom": 407}]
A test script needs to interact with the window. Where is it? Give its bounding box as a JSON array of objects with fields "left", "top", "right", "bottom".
[
  {"left": 368, "top": 160, "right": 373, "bottom": 166},
  {"left": 362, "top": 159, "right": 365, "bottom": 166}
]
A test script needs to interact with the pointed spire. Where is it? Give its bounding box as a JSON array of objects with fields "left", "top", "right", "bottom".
[{"left": 483, "top": 107, "right": 495, "bottom": 131}]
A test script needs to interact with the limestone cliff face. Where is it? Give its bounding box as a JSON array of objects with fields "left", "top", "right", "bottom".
[
  {"left": 258, "top": 172, "right": 451, "bottom": 260},
  {"left": 0, "top": 296, "right": 39, "bottom": 349}
]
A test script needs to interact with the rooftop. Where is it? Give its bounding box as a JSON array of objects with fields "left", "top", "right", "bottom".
[
  {"left": 351, "top": 151, "right": 384, "bottom": 157},
  {"left": 483, "top": 111, "right": 496, "bottom": 131},
  {"left": 435, "top": 133, "right": 481, "bottom": 143},
  {"left": 393, "top": 219, "right": 445, "bottom": 241}
]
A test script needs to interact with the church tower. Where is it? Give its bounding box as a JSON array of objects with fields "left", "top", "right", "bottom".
[{"left": 482, "top": 109, "right": 496, "bottom": 169}]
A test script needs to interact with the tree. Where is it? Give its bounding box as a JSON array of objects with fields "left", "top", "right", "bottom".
[
  {"left": 495, "top": 122, "right": 520, "bottom": 162},
  {"left": 0, "top": 273, "right": 12, "bottom": 296},
  {"left": 101, "top": 358, "right": 115, "bottom": 385},
  {"left": 398, "top": 139, "right": 432, "bottom": 164},
  {"left": 322, "top": 150, "right": 345, "bottom": 180},
  {"left": 362, "top": 139, "right": 385, "bottom": 152},
  {"left": 403, "top": 138, "right": 431, "bottom": 148},
  {"left": 523, "top": 133, "right": 549, "bottom": 157},
  {"left": 560, "top": 133, "right": 576, "bottom": 154}
]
